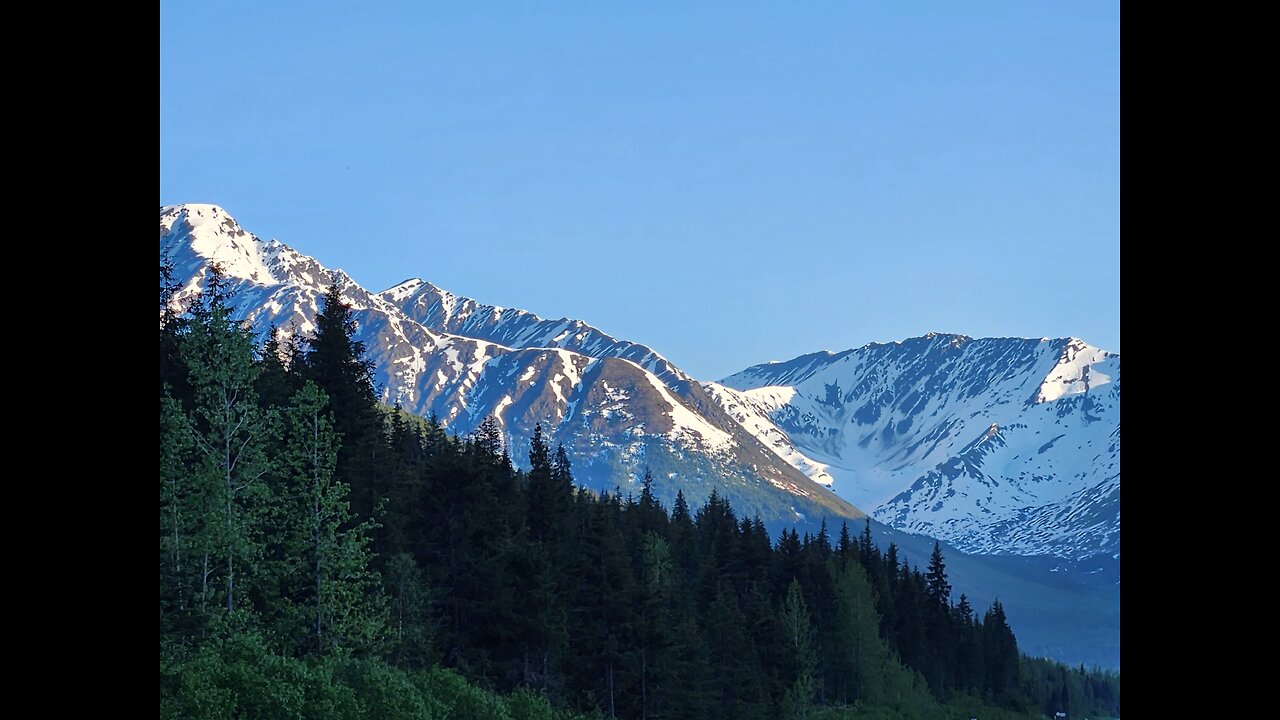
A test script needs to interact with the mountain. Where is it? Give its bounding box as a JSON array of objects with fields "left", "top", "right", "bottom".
[
  {"left": 709, "top": 334, "right": 1120, "bottom": 560},
  {"left": 160, "top": 203, "right": 1119, "bottom": 667},
  {"left": 160, "top": 204, "right": 862, "bottom": 530}
]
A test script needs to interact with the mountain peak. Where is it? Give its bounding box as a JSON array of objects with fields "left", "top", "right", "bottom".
[
  {"left": 382, "top": 277, "right": 426, "bottom": 302},
  {"left": 160, "top": 204, "right": 281, "bottom": 285}
]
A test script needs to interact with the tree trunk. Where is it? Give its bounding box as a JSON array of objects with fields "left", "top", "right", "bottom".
[{"left": 314, "top": 411, "right": 324, "bottom": 654}]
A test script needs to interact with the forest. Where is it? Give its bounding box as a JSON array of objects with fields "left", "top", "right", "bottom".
[{"left": 159, "top": 264, "right": 1120, "bottom": 719}]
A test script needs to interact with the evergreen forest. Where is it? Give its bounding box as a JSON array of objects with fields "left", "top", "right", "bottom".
[{"left": 159, "top": 264, "right": 1120, "bottom": 719}]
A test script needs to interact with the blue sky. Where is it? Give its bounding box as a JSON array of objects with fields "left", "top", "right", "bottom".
[{"left": 161, "top": 2, "right": 1119, "bottom": 380}]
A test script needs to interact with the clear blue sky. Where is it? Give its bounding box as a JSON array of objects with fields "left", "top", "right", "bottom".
[{"left": 161, "top": 2, "right": 1119, "bottom": 380}]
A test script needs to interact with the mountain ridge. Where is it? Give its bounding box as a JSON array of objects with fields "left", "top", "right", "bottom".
[
  {"left": 159, "top": 202, "right": 1119, "bottom": 667},
  {"left": 161, "top": 203, "right": 1118, "bottom": 562},
  {"left": 711, "top": 333, "right": 1119, "bottom": 560},
  {"left": 160, "top": 204, "right": 863, "bottom": 529}
]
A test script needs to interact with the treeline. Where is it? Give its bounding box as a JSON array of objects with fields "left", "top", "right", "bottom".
[{"left": 159, "top": 265, "right": 1119, "bottom": 719}]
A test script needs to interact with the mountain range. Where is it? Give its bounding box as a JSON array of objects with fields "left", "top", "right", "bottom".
[
  {"left": 160, "top": 204, "right": 862, "bottom": 530},
  {"left": 711, "top": 334, "right": 1119, "bottom": 561},
  {"left": 160, "top": 203, "right": 1120, "bottom": 666}
]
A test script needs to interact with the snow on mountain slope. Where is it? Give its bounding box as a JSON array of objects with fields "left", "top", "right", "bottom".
[
  {"left": 160, "top": 204, "right": 863, "bottom": 528},
  {"left": 380, "top": 279, "right": 695, "bottom": 393},
  {"left": 713, "top": 334, "right": 1119, "bottom": 559},
  {"left": 159, "top": 204, "right": 1115, "bottom": 560}
]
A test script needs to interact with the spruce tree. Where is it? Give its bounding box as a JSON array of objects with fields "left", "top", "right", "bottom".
[
  {"left": 275, "top": 381, "right": 386, "bottom": 656},
  {"left": 779, "top": 579, "right": 817, "bottom": 718},
  {"left": 301, "top": 281, "right": 383, "bottom": 525},
  {"left": 159, "top": 260, "right": 191, "bottom": 401},
  {"left": 182, "top": 265, "right": 270, "bottom": 618},
  {"left": 925, "top": 541, "right": 952, "bottom": 607},
  {"left": 254, "top": 325, "right": 300, "bottom": 409},
  {"left": 159, "top": 395, "right": 196, "bottom": 636},
  {"left": 982, "top": 599, "right": 1020, "bottom": 702},
  {"left": 829, "top": 559, "right": 887, "bottom": 704},
  {"left": 836, "top": 521, "right": 854, "bottom": 565},
  {"left": 636, "top": 531, "right": 675, "bottom": 719},
  {"left": 385, "top": 551, "right": 433, "bottom": 668}
]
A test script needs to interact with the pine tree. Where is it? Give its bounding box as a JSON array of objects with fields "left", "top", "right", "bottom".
[
  {"left": 182, "top": 265, "right": 270, "bottom": 618},
  {"left": 836, "top": 521, "right": 854, "bottom": 565},
  {"left": 829, "top": 560, "right": 887, "bottom": 704},
  {"left": 779, "top": 579, "right": 817, "bottom": 718},
  {"left": 813, "top": 520, "right": 831, "bottom": 563},
  {"left": 953, "top": 593, "right": 983, "bottom": 691},
  {"left": 925, "top": 541, "right": 952, "bottom": 607},
  {"left": 255, "top": 325, "right": 300, "bottom": 409},
  {"left": 858, "top": 519, "right": 876, "bottom": 564},
  {"left": 635, "top": 467, "right": 667, "bottom": 536},
  {"left": 636, "top": 531, "right": 675, "bottom": 719},
  {"left": 982, "top": 599, "right": 1020, "bottom": 702},
  {"left": 923, "top": 541, "right": 954, "bottom": 692},
  {"left": 300, "top": 281, "right": 383, "bottom": 526},
  {"left": 705, "top": 580, "right": 765, "bottom": 720},
  {"left": 160, "top": 270, "right": 1094, "bottom": 718},
  {"left": 159, "top": 394, "right": 195, "bottom": 636},
  {"left": 385, "top": 552, "right": 433, "bottom": 668},
  {"left": 473, "top": 415, "right": 504, "bottom": 458},
  {"left": 275, "top": 381, "right": 387, "bottom": 656},
  {"left": 525, "top": 423, "right": 557, "bottom": 544},
  {"left": 159, "top": 260, "right": 191, "bottom": 401}
]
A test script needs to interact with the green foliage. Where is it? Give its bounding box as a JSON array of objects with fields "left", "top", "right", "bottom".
[
  {"left": 779, "top": 579, "right": 818, "bottom": 719},
  {"left": 160, "top": 631, "right": 353, "bottom": 720},
  {"left": 159, "top": 277, "right": 1116, "bottom": 720}
]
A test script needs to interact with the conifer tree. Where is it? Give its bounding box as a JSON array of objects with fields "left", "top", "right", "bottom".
[
  {"left": 836, "top": 521, "right": 854, "bottom": 565},
  {"left": 924, "top": 541, "right": 954, "bottom": 692},
  {"left": 779, "top": 579, "right": 817, "bottom": 718},
  {"left": 182, "top": 265, "right": 270, "bottom": 618},
  {"left": 159, "top": 260, "right": 190, "bottom": 401},
  {"left": 925, "top": 541, "right": 952, "bottom": 607},
  {"left": 275, "top": 381, "right": 386, "bottom": 656},
  {"left": 301, "top": 281, "right": 383, "bottom": 524},
  {"left": 159, "top": 395, "right": 195, "bottom": 636},
  {"left": 254, "top": 325, "right": 299, "bottom": 409},
  {"left": 636, "top": 531, "right": 675, "bottom": 719},
  {"left": 982, "top": 599, "right": 1020, "bottom": 701},
  {"left": 829, "top": 559, "right": 887, "bottom": 704},
  {"left": 385, "top": 551, "right": 433, "bottom": 668}
]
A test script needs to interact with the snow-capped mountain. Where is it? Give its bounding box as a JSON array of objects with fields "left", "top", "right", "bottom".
[
  {"left": 709, "top": 335, "right": 1120, "bottom": 560},
  {"left": 160, "top": 204, "right": 862, "bottom": 529},
  {"left": 159, "top": 203, "right": 1120, "bottom": 666},
  {"left": 160, "top": 204, "right": 1118, "bottom": 562}
]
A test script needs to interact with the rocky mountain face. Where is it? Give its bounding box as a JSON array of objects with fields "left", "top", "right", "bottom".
[
  {"left": 160, "top": 204, "right": 862, "bottom": 529},
  {"left": 710, "top": 335, "right": 1120, "bottom": 560},
  {"left": 160, "top": 203, "right": 1120, "bottom": 667}
]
